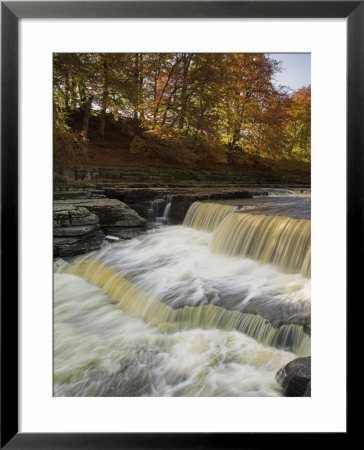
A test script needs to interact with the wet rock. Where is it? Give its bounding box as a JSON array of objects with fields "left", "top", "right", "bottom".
[
  {"left": 276, "top": 356, "right": 311, "bottom": 397},
  {"left": 54, "top": 231, "right": 105, "bottom": 257},
  {"left": 103, "top": 226, "right": 148, "bottom": 241},
  {"left": 103, "top": 188, "right": 163, "bottom": 219},
  {"left": 304, "top": 380, "right": 311, "bottom": 396},
  {"left": 211, "top": 292, "right": 311, "bottom": 336},
  {"left": 168, "top": 194, "right": 208, "bottom": 223},
  {"left": 242, "top": 298, "right": 311, "bottom": 335}
]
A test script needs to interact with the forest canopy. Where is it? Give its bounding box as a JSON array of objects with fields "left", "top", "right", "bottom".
[{"left": 54, "top": 53, "right": 311, "bottom": 169}]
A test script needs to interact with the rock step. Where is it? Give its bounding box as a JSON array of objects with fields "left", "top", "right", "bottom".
[
  {"left": 54, "top": 199, "right": 147, "bottom": 228},
  {"left": 54, "top": 199, "right": 147, "bottom": 258}
]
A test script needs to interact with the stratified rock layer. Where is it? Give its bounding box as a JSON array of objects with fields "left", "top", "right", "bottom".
[
  {"left": 54, "top": 199, "right": 146, "bottom": 257},
  {"left": 55, "top": 198, "right": 147, "bottom": 228},
  {"left": 54, "top": 203, "right": 104, "bottom": 257}
]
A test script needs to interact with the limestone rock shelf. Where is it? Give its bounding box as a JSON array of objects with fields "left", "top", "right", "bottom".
[{"left": 54, "top": 198, "right": 146, "bottom": 257}]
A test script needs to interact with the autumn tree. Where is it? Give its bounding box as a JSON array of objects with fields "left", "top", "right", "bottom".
[
  {"left": 53, "top": 52, "right": 310, "bottom": 166},
  {"left": 283, "top": 86, "right": 311, "bottom": 161}
]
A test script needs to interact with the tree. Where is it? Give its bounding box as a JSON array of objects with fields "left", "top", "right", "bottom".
[
  {"left": 53, "top": 52, "right": 310, "bottom": 167},
  {"left": 98, "top": 55, "right": 109, "bottom": 138},
  {"left": 283, "top": 86, "right": 311, "bottom": 161}
]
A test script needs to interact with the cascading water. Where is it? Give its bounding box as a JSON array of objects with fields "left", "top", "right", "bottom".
[
  {"left": 210, "top": 211, "right": 311, "bottom": 277},
  {"left": 148, "top": 198, "right": 164, "bottom": 222},
  {"left": 148, "top": 196, "right": 173, "bottom": 224},
  {"left": 54, "top": 198, "right": 311, "bottom": 397},
  {"left": 162, "top": 200, "right": 171, "bottom": 220},
  {"left": 183, "top": 202, "right": 238, "bottom": 232}
]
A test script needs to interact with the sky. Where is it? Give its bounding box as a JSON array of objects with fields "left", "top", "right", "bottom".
[{"left": 268, "top": 53, "right": 311, "bottom": 91}]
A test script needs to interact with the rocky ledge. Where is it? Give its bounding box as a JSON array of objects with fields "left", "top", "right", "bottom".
[
  {"left": 54, "top": 199, "right": 146, "bottom": 257},
  {"left": 276, "top": 356, "right": 311, "bottom": 396},
  {"left": 102, "top": 186, "right": 255, "bottom": 223},
  {"left": 55, "top": 198, "right": 147, "bottom": 228}
]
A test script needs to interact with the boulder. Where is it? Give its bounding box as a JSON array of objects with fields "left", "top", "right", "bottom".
[
  {"left": 53, "top": 203, "right": 105, "bottom": 257},
  {"left": 54, "top": 199, "right": 147, "bottom": 228},
  {"left": 276, "top": 356, "right": 311, "bottom": 397},
  {"left": 53, "top": 198, "right": 146, "bottom": 257}
]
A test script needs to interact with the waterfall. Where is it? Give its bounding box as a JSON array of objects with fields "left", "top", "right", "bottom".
[
  {"left": 182, "top": 202, "right": 311, "bottom": 277},
  {"left": 148, "top": 196, "right": 173, "bottom": 224},
  {"left": 54, "top": 272, "right": 297, "bottom": 397},
  {"left": 210, "top": 212, "right": 311, "bottom": 278},
  {"left": 54, "top": 199, "right": 311, "bottom": 397},
  {"left": 147, "top": 198, "right": 164, "bottom": 222},
  {"left": 163, "top": 201, "right": 171, "bottom": 220},
  {"left": 58, "top": 255, "right": 310, "bottom": 356},
  {"left": 183, "top": 202, "right": 237, "bottom": 232}
]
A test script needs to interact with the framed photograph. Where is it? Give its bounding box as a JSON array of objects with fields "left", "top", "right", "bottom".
[{"left": 2, "top": 1, "right": 358, "bottom": 447}]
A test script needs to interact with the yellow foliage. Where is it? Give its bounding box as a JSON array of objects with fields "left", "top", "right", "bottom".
[{"left": 54, "top": 120, "right": 88, "bottom": 163}]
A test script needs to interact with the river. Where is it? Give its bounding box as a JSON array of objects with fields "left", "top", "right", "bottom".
[{"left": 54, "top": 190, "right": 311, "bottom": 397}]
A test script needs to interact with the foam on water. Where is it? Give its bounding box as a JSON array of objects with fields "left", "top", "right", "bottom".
[
  {"left": 54, "top": 200, "right": 311, "bottom": 397},
  {"left": 54, "top": 273, "right": 296, "bottom": 397}
]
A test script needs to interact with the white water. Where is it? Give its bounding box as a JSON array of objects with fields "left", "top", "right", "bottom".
[
  {"left": 148, "top": 196, "right": 172, "bottom": 224},
  {"left": 265, "top": 188, "right": 311, "bottom": 197},
  {"left": 54, "top": 198, "right": 311, "bottom": 397},
  {"left": 73, "top": 225, "right": 310, "bottom": 310},
  {"left": 54, "top": 273, "right": 297, "bottom": 397}
]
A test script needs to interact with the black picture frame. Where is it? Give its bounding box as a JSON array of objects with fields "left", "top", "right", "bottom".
[{"left": 1, "top": 1, "right": 358, "bottom": 448}]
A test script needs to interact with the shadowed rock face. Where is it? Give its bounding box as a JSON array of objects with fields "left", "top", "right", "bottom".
[
  {"left": 54, "top": 204, "right": 99, "bottom": 231},
  {"left": 54, "top": 231, "right": 106, "bottom": 258},
  {"left": 53, "top": 204, "right": 104, "bottom": 257},
  {"left": 276, "top": 356, "right": 311, "bottom": 396},
  {"left": 102, "top": 187, "right": 254, "bottom": 223},
  {"left": 54, "top": 199, "right": 147, "bottom": 228},
  {"left": 53, "top": 199, "right": 147, "bottom": 257}
]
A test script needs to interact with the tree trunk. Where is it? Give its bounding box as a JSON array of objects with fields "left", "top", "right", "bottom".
[
  {"left": 161, "top": 78, "right": 180, "bottom": 127},
  {"left": 133, "top": 54, "right": 145, "bottom": 124},
  {"left": 99, "top": 58, "right": 109, "bottom": 138},
  {"left": 178, "top": 54, "right": 192, "bottom": 130},
  {"left": 71, "top": 80, "right": 77, "bottom": 110},
  {"left": 79, "top": 81, "right": 87, "bottom": 110},
  {"left": 228, "top": 94, "right": 250, "bottom": 148},
  {"left": 82, "top": 95, "right": 93, "bottom": 152},
  {"left": 64, "top": 73, "right": 70, "bottom": 113}
]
